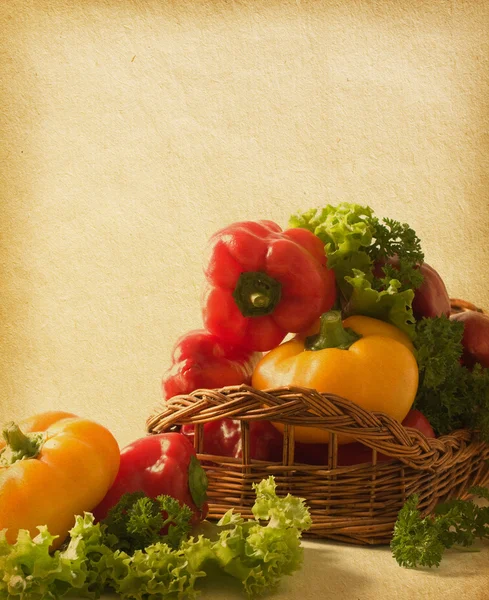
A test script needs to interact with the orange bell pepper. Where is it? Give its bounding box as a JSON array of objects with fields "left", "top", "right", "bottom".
[
  {"left": 0, "top": 411, "right": 120, "bottom": 549},
  {"left": 251, "top": 311, "right": 418, "bottom": 444}
]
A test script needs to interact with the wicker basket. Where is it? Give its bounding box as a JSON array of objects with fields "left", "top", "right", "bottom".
[{"left": 146, "top": 300, "right": 489, "bottom": 546}]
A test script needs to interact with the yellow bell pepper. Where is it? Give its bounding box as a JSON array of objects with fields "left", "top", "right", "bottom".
[
  {"left": 0, "top": 411, "right": 120, "bottom": 549},
  {"left": 251, "top": 311, "right": 418, "bottom": 444}
]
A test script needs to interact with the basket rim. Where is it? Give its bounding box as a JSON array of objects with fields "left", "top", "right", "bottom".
[{"left": 146, "top": 383, "right": 488, "bottom": 473}]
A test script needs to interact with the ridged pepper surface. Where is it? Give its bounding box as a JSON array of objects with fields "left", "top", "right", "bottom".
[
  {"left": 0, "top": 411, "right": 120, "bottom": 549},
  {"left": 202, "top": 220, "right": 337, "bottom": 352}
]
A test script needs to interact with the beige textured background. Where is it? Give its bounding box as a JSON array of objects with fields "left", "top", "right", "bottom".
[
  {"left": 1, "top": 0, "right": 489, "bottom": 450},
  {"left": 2, "top": 2, "right": 489, "bottom": 598}
]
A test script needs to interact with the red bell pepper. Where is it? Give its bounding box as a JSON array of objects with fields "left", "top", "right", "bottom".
[
  {"left": 181, "top": 418, "right": 283, "bottom": 462},
  {"left": 93, "top": 433, "right": 208, "bottom": 526},
  {"left": 202, "top": 220, "right": 337, "bottom": 351},
  {"left": 162, "top": 329, "right": 261, "bottom": 400}
]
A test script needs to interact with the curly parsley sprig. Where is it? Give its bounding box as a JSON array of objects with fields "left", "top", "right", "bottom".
[
  {"left": 391, "top": 486, "right": 489, "bottom": 568},
  {"left": 413, "top": 316, "right": 489, "bottom": 440},
  {"left": 368, "top": 217, "right": 424, "bottom": 291},
  {"left": 101, "top": 491, "right": 193, "bottom": 552}
]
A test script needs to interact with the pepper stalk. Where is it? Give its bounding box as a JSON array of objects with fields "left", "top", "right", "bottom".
[
  {"left": 305, "top": 311, "right": 362, "bottom": 351},
  {"left": 0, "top": 423, "right": 45, "bottom": 466}
]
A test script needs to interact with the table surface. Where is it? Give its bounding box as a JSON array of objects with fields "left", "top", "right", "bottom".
[{"left": 78, "top": 535, "right": 489, "bottom": 600}]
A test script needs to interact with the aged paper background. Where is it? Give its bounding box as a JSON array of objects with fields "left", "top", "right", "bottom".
[
  {"left": 1, "top": 2, "right": 489, "bottom": 598},
  {"left": 1, "top": 0, "right": 488, "bottom": 447}
]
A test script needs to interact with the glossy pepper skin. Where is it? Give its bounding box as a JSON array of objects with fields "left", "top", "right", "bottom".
[
  {"left": 0, "top": 412, "right": 120, "bottom": 549},
  {"left": 180, "top": 418, "right": 284, "bottom": 462},
  {"left": 162, "top": 329, "right": 262, "bottom": 400},
  {"left": 202, "top": 220, "right": 337, "bottom": 352},
  {"left": 252, "top": 311, "right": 419, "bottom": 444},
  {"left": 93, "top": 433, "right": 208, "bottom": 526}
]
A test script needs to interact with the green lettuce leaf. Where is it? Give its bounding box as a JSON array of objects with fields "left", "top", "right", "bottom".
[
  {"left": 343, "top": 270, "right": 416, "bottom": 338},
  {"left": 214, "top": 477, "right": 312, "bottom": 598},
  {"left": 0, "top": 514, "right": 113, "bottom": 600},
  {"left": 289, "top": 202, "right": 423, "bottom": 336},
  {"left": 289, "top": 203, "right": 375, "bottom": 297},
  {"left": 110, "top": 543, "right": 206, "bottom": 600},
  {"left": 289, "top": 203, "right": 375, "bottom": 260},
  {"left": 0, "top": 476, "right": 311, "bottom": 600}
]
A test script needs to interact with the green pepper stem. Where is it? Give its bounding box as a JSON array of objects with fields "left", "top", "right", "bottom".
[
  {"left": 232, "top": 271, "right": 282, "bottom": 317},
  {"left": 0, "top": 422, "right": 44, "bottom": 466},
  {"left": 305, "top": 310, "right": 362, "bottom": 351},
  {"left": 250, "top": 292, "right": 270, "bottom": 308}
]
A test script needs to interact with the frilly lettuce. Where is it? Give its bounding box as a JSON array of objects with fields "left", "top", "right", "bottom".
[
  {"left": 215, "top": 477, "right": 312, "bottom": 597},
  {"left": 0, "top": 477, "right": 311, "bottom": 600},
  {"left": 290, "top": 202, "right": 424, "bottom": 338},
  {"left": 344, "top": 270, "right": 416, "bottom": 335},
  {"left": 0, "top": 515, "right": 113, "bottom": 600}
]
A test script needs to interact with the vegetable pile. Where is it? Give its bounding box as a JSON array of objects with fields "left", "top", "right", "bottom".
[
  {"left": 287, "top": 203, "right": 489, "bottom": 440},
  {"left": 160, "top": 201, "right": 489, "bottom": 567},
  {"left": 165, "top": 202, "right": 489, "bottom": 450},
  {"left": 1, "top": 201, "right": 489, "bottom": 599},
  {"left": 0, "top": 412, "right": 311, "bottom": 599},
  {"left": 0, "top": 476, "right": 311, "bottom": 600}
]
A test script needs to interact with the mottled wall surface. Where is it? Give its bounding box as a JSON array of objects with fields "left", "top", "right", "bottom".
[{"left": 1, "top": 0, "right": 488, "bottom": 445}]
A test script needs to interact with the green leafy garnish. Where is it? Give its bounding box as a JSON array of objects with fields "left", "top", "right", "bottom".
[
  {"left": 102, "top": 491, "right": 193, "bottom": 552},
  {"left": 0, "top": 476, "right": 311, "bottom": 600},
  {"left": 343, "top": 270, "right": 415, "bottom": 335},
  {"left": 367, "top": 217, "right": 424, "bottom": 290},
  {"left": 289, "top": 202, "right": 423, "bottom": 338},
  {"left": 213, "top": 477, "right": 312, "bottom": 597},
  {"left": 289, "top": 203, "right": 375, "bottom": 298},
  {"left": 391, "top": 487, "right": 489, "bottom": 568},
  {"left": 413, "top": 316, "right": 489, "bottom": 440},
  {"left": 0, "top": 514, "right": 115, "bottom": 600}
]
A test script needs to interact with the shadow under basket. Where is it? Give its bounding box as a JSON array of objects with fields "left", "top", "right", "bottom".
[{"left": 146, "top": 384, "right": 489, "bottom": 546}]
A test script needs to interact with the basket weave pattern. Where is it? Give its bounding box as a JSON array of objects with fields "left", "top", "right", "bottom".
[
  {"left": 147, "top": 301, "right": 489, "bottom": 545},
  {"left": 147, "top": 385, "right": 489, "bottom": 545}
]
